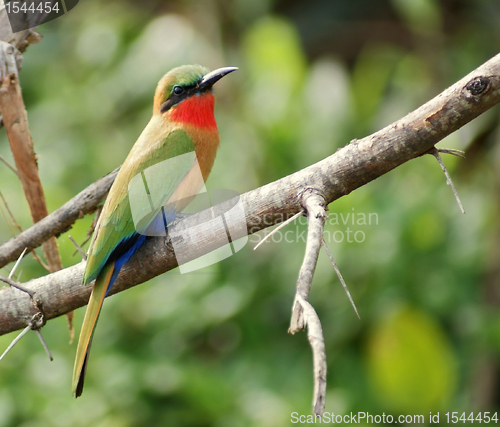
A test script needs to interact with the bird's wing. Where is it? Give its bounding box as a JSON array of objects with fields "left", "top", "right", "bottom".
[{"left": 83, "top": 129, "right": 196, "bottom": 285}]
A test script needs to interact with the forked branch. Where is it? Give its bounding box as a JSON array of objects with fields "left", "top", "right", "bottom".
[
  {"left": 0, "top": 250, "right": 52, "bottom": 362},
  {"left": 288, "top": 191, "right": 328, "bottom": 415}
]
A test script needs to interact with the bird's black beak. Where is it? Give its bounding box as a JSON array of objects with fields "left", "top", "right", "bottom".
[{"left": 199, "top": 66, "right": 238, "bottom": 91}]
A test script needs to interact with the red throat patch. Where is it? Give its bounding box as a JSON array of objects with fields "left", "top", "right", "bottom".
[{"left": 169, "top": 93, "right": 217, "bottom": 130}]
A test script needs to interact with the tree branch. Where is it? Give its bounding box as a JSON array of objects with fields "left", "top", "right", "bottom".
[
  {"left": 289, "top": 191, "right": 326, "bottom": 333},
  {"left": 0, "top": 168, "right": 119, "bottom": 268},
  {"left": 1, "top": 28, "right": 69, "bottom": 338},
  {"left": 1, "top": 53, "right": 500, "bottom": 336},
  {"left": 0, "top": 44, "right": 63, "bottom": 274}
]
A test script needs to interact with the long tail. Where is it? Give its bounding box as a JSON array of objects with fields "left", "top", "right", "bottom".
[{"left": 72, "top": 262, "right": 115, "bottom": 397}]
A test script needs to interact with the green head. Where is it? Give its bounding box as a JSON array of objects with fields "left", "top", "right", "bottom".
[{"left": 153, "top": 64, "right": 237, "bottom": 115}]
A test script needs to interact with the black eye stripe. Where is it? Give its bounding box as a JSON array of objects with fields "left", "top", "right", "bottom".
[{"left": 160, "top": 81, "right": 201, "bottom": 113}]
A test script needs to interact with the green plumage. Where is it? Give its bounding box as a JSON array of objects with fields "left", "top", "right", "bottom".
[
  {"left": 83, "top": 129, "right": 195, "bottom": 284},
  {"left": 73, "top": 64, "right": 236, "bottom": 398}
]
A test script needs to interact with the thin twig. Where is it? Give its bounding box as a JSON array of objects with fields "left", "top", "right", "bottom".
[
  {"left": 30, "top": 250, "right": 50, "bottom": 272},
  {"left": 24, "top": 311, "right": 49, "bottom": 359},
  {"left": 436, "top": 148, "right": 466, "bottom": 158},
  {"left": 8, "top": 247, "right": 26, "bottom": 279},
  {"left": 0, "top": 312, "right": 52, "bottom": 362},
  {"left": 428, "top": 148, "right": 465, "bottom": 214},
  {"left": 68, "top": 235, "right": 87, "bottom": 260},
  {"left": 0, "top": 274, "right": 34, "bottom": 297},
  {"left": 253, "top": 210, "right": 304, "bottom": 250},
  {"left": 34, "top": 329, "right": 53, "bottom": 361},
  {"left": 0, "top": 192, "right": 51, "bottom": 271},
  {"left": 0, "top": 199, "right": 17, "bottom": 236},
  {"left": 0, "top": 250, "right": 34, "bottom": 297},
  {"left": 321, "top": 238, "right": 360, "bottom": 319},
  {"left": 0, "top": 324, "right": 31, "bottom": 361},
  {"left": 71, "top": 204, "right": 102, "bottom": 257},
  {"left": 0, "top": 190, "right": 21, "bottom": 234},
  {"left": 71, "top": 236, "right": 90, "bottom": 257},
  {"left": 0, "top": 153, "right": 17, "bottom": 175}
]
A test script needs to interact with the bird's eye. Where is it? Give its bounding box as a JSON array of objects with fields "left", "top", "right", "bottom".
[{"left": 173, "top": 85, "right": 184, "bottom": 95}]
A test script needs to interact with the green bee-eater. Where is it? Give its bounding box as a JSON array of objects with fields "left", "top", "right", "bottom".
[{"left": 72, "top": 65, "right": 237, "bottom": 397}]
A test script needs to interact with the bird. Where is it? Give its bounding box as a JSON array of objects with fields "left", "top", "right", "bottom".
[{"left": 72, "top": 64, "right": 237, "bottom": 397}]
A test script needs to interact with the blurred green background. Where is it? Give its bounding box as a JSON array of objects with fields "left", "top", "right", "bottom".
[{"left": 1, "top": 0, "right": 500, "bottom": 425}]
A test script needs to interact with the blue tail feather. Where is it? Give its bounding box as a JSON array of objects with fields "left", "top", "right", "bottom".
[{"left": 106, "top": 234, "right": 147, "bottom": 295}]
